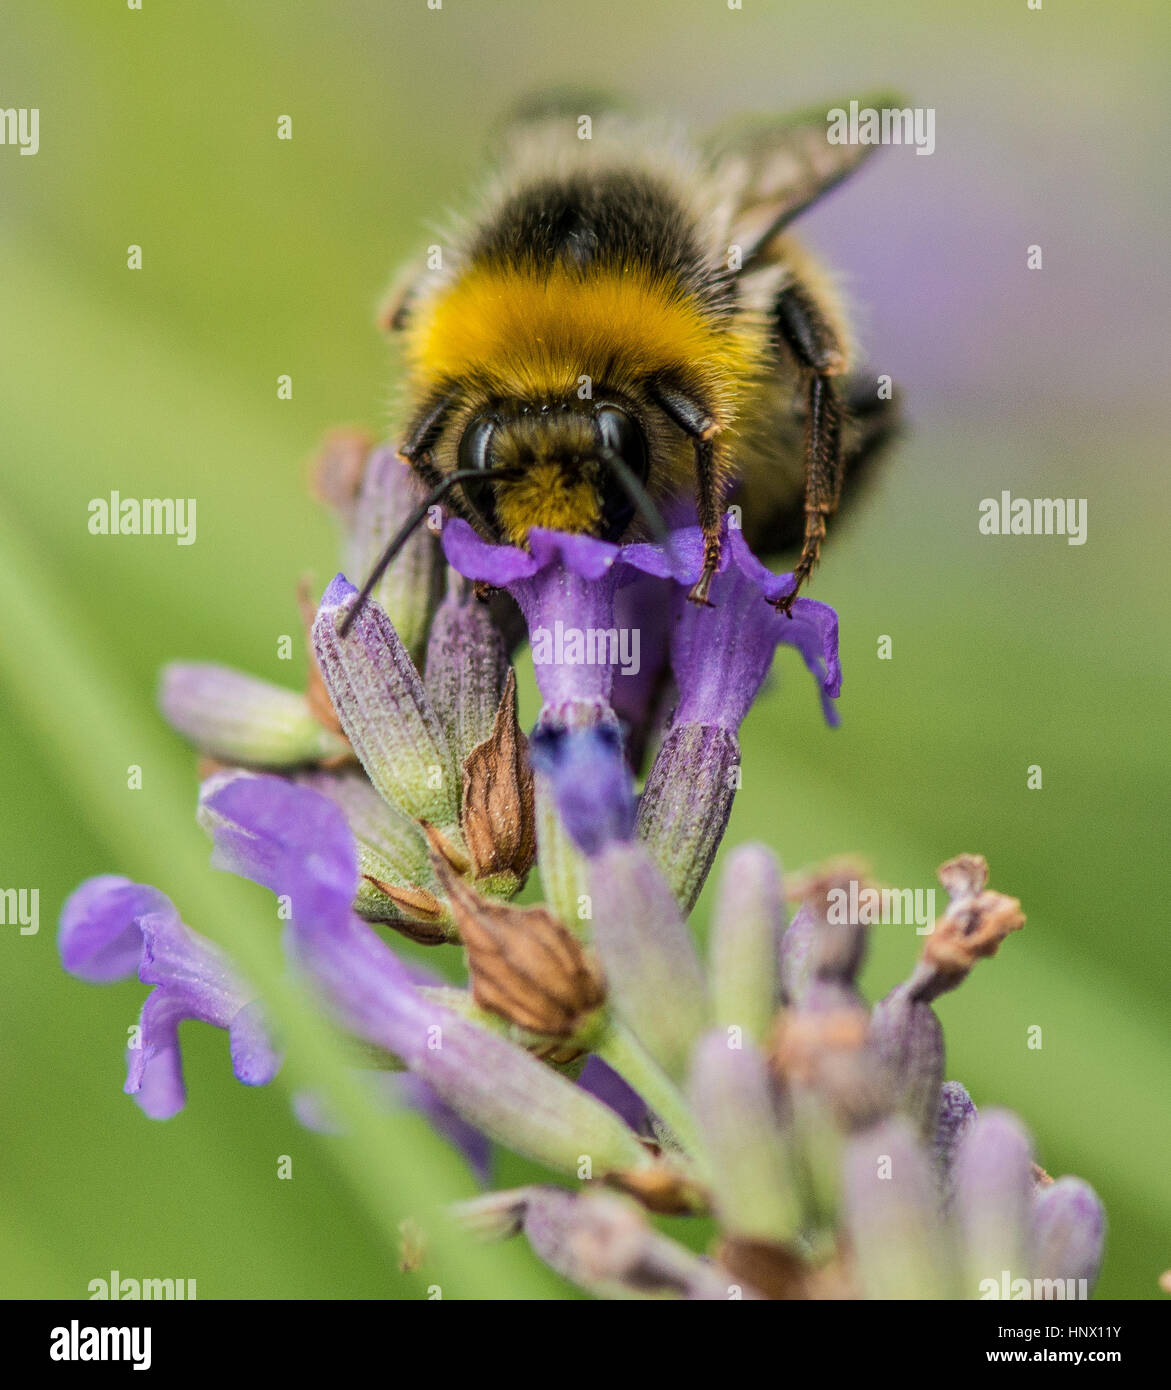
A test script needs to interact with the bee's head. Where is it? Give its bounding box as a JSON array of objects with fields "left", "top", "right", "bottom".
[{"left": 455, "top": 397, "right": 650, "bottom": 545}]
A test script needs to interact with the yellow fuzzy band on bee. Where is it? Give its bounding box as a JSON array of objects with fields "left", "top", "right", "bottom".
[{"left": 408, "top": 262, "right": 763, "bottom": 415}]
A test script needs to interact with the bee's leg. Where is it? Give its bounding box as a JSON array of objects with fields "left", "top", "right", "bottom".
[
  {"left": 688, "top": 435, "right": 723, "bottom": 606},
  {"left": 772, "top": 283, "right": 847, "bottom": 615},
  {"left": 647, "top": 379, "right": 722, "bottom": 605}
]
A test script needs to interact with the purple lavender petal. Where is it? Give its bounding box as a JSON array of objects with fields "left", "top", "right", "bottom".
[
  {"left": 529, "top": 724, "right": 635, "bottom": 856},
  {"left": 126, "top": 909, "right": 280, "bottom": 1119},
  {"left": 444, "top": 520, "right": 625, "bottom": 721},
  {"left": 60, "top": 874, "right": 278, "bottom": 1118},
  {"left": 670, "top": 532, "right": 840, "bottom": 730},
  {"left": 618, "top": 525, "right": 840, "bottom": 726},
  {"left": 610, "top": 569, "right": 675, "bottom": 759},
  {"left": 440, "top": 519, "right": 539, "bottom": 585},
  {"left": 618, "top": 527, "right": 709, "bottom": 584},
  {"left": 517, "top": 568, "right": 622, "bottom": 719},
  {"left": 227, "top": 1000, "right": 282, "bottom": 1087},
  {"left": 204, "top": 770, "right": 361, "bottom": 941},
  {"left": 729, "top": 530, "right": 842, "bottom": 694},
  {"left": 59, "top": 876, "right": 171, "bottom": 982},
  {"left": 446, "top": 519, "right": 839, "bottom": 729},
  {"left": 528, "top": 527, "right": 622, "bottom": 580}
]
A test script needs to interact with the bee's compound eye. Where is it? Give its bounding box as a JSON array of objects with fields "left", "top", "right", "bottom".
[
  {"left": 457, "top": 414, "right": 497, "bottom": 473},
  {"left": 456, "top": 415, "right": 500, "bottom": 534},
  {"left": 594, "top": 404, "right": 649, "bottom": 541}
]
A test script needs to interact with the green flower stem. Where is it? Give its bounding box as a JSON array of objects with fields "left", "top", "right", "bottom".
[{"left": 594, "top": 1021, "right": 710, "bottom": 1181}]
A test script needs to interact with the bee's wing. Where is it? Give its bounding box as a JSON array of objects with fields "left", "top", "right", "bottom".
[{"left": 709, "top": 93, "right": 903, "bottom": 266}]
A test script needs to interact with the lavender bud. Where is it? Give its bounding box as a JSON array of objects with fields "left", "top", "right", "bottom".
[
  {"left": 590, "top": 843, "right": 709, "bottom": 1084},
  {"left": 843, "top": 1117, "right": 955, "bottom": 1299},
  {"left": 424, "top": 574, "right": 510, "bottom": 762},
  {"left": 934, "top": 1079, "right": 978, "bottom": 1206},
  {"left": 709, "top": 844, "right": 784, "bottom": 1044},
  {"left": 1032, "top": 1177, "right": 1105, "bottom": 1293},
  {"left": 952, "top": 1109, "right": 1035, "bottom": 1296},
  {"left": 342, "top": 445, "right": 443, "bottom": 662},
  {"left": 160, "top": 663, "right": 348, "bottom": 767},
  {"left": 868, "top": 981, "right": 945, "bottom": 1139},
  {"left": 636, "top": 722, "right": 739, "bottom": 911},
  {"left": 313, "top": 575, "right": 458, "bottom": 829},
  {"left": 689, "top": 1031, "right": 800, "bottom": 1243}
]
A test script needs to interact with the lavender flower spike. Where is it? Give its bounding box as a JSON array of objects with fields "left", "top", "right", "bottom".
[{"left": 59, "top": 876, "right": 280, "bottom": 1119}]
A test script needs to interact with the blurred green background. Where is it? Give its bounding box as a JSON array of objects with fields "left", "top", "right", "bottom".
[{"left": 2, "top": 0, "right": 1167, "bottom": 1299}]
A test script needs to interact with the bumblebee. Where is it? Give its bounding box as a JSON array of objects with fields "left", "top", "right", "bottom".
[{"left": 352, "top": 94, "right": 899, "bottom": 624}]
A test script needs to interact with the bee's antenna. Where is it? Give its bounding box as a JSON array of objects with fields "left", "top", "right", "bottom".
[
  {"left": 338, "top": 468, "right": 513, "bottom": 638},
  {"left": 596, "top": 445, "right": 682, "bottom": 575}
]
